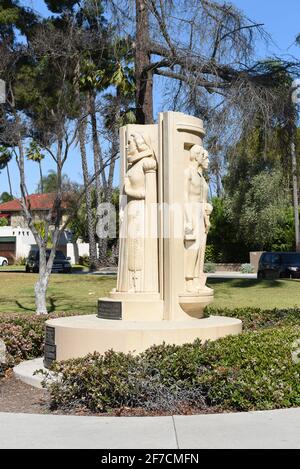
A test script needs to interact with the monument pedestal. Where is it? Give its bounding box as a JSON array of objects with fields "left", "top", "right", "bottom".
[
  {"left": 44, "top": 112, "right": 243, "bottom": 368},
  {"left": 98, "top": 291, "right": 164, "bottom": 321},
  {"left": 45, "top": 314, "right": 242, "bottom": 363}
]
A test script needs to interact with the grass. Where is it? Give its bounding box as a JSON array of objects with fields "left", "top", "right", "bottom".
[
  {"left": 207, "top": 278, "right": 300, "bottom": 309},
  {"left": 0, "top": 272, "right": 115, "bottom": 314},
  {"left": 0, "top": 273, "right": 300, "bottom": 314}
]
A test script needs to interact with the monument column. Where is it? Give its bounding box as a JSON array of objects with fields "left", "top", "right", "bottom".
[{"left": 159, "top": 112, "right": 214, "bottom": 320}]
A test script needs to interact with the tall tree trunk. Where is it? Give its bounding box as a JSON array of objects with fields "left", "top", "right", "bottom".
[
  {"left": 78, "top": 115, "right": 99, "bottom": 271},
  {"left": 88, "top": 91, "right": 108, "bottom": 266},
  {"left": 39, "top": 161, "right": 44, "bottom": 193},
  {"left": 34, "top": 246, "right": 49, "bottom": 315},
  {"left": 89, "top": 91, "right": 106, "bottom": 203},
  {"left": 135, "top": 0, "right": 153, "bottom": 124},
  {"left": 6, "top": 164, "right": 12, "bottom": 197},
  {"left": 291, "top": 139, "right": 300, "bottom": 251}
]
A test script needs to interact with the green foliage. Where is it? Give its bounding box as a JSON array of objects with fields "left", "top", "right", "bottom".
[
  {"left": 226, "top": 169, "right": 292, "bottom": 251},
  {"left": 205, "top": 306, "right": 300, "bottom": 331},
  {"left": 26, "top": 141, "right": 45, "bottom": 163},
  {"left": 0, "top": 6, "right": 19, "bottom": 26},
  {"left": 204, "top": 262, "right": 216, "bottom": 273},
  {"left": 36, "top": 170, "right": 71, "bottom": 194},
  {"left": 33, "top": 221, "right": 52, "bottom": 247},
  {"left": 0, "top": 145, "right": 12, "bottom": 169},
  {"left": 205, "top": 244, "right": 218, "bottom": 262},
  {"left": 0, "top": 311, "right": 90, "bottom": 366},
  {"left": 240, "top": 263, "right": 254, "bottom": 274},
  {"left": 0, "top": 218, "right": 8, "bottom": 227},
  {"left": 44, "top": 0, "right": 79, "bottom": 14},
  {"left": 200, "top": 326, "right": 300, "bottom": 411},
  {"left": 78, "top": 255, "right": 90, "bottom": 267},
  {"left": 0, "top": 191, "right": 13, "bottom": 203},
  {"left": 42, "top": 323, "right": 300, "bottom": 413},
  {"left": 13, "top": 256, "right": 26, "bottom": 266},
  {"left": 207, "top": 197, "right": 248, "bottom": 262}
]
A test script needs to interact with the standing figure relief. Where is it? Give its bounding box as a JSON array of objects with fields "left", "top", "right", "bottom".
[
  {"left": 117, "top": 132, "right": 158, "bottom": 293},
  {"left": 184, "top": 144, "right": 213, "bottom": 294}
]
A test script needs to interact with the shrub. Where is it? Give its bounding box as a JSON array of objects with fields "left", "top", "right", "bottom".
[
  {"left": 204, "top": 262, "right": 216, "bottom": 273},
  {"left": 42, "top": 326, "right": 300, "bottom": 413},
  {"left": 199, "top": 326, "right": 300, "bottom": 411},
  {"left": 205, "top": 245, "right": 217, "bottom": 263},
  {"left": 79, "top": 255, "right": 90, "bottom": 267},
  {"left": 14, "top": 257, "right": 27, "bottom": 266},
  {"left": 42, "top": 344, "right": 207, "bottom": 413},
  {"left": 240, "top": 263, "right": 254, "bottom": 273},
  {"left": 0, "top": 311, "right": 90, "bottom": 366},
  {"left": 205, "top": 306, "right": 300, "bottom": 331}
]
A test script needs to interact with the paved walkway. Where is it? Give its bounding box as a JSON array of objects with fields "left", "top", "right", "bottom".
[{"left": 1, "top": 407, "right": 300, "bottom": 449}]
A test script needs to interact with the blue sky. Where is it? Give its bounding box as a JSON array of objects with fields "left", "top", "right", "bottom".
[{"left": 1, "top": 0, "right": 300, "bottom": 196}]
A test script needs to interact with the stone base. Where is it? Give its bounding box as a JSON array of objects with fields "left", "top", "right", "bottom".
[
  {"left": 14, "top": 358, "right": 48, "bottom": 389},
  {"left": 98, "top": 292, "right": 164, "bottom": 321},
  {"left": 45, "top": 314, "right": 242, "bottom": 365}
]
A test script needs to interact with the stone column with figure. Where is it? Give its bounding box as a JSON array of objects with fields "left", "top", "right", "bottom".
[
  {"left": 45, "top": 112, "right": 242, "bottom": 367},
  {"left": 117, "top": 132, "right": 159, "bottom": 293},
  {"left": 184, "top": 145, "right": 213, "bottom": 294}
]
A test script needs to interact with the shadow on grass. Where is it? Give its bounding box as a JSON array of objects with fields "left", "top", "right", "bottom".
[
  {"left": 207, "top": 278, "right": 285, "bottom": 289},
  {"left": 15, "top": 297, "right": 57, "bottom": 313}
]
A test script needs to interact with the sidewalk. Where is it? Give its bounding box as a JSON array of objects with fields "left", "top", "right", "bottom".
[{"left": 1, "top": 407, "right": 300, "bottom": 449}]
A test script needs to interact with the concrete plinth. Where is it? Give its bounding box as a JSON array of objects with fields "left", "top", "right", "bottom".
[{"left": 45, "top": 314, "right": 242, "bottom": 363}]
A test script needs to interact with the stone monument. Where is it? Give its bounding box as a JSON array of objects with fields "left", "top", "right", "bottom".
[{"left": 44, "top": 112, "right": 241, "bottom": 366}]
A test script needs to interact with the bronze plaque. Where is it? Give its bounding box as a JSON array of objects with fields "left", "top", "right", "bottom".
[
  {"left": 97, "top": 300, "right": 122, "bottom": 320},
  {"left": 44, "top": 326, "right": 56, "bottom": 368},
  {"left": 45, "top": 325, "right": 55, "bottom": 344}
]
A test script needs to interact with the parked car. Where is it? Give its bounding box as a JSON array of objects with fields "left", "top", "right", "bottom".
[
  {"left": 0, "top": 256, "right": 8, "bottom": 266},
  {"left": 258, "top": 252, "right": 300, "bottom": 279},
  {"left": 25, "top": 249, "right": 72, "bottom": 273}
]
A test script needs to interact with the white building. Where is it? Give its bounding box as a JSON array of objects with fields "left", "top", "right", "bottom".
[{"left": 0, "top": 226, "right": 36, "bottom": 262}]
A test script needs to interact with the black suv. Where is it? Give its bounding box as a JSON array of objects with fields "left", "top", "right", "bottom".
[
  {"left": 25, "top": 249, "right": 72, "bottom": 273},
  {"left": 258, "top": 252, "right": 300, "bottom": 279}
]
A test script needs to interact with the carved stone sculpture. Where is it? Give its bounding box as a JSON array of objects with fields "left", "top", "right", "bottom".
[
  {"left": 45, "top": 113, "right": 242, "bottom": 366},
  {"left": 184, "top": 145, "right": 213, "bottom": 293},
  {"left": 117, "top": 132, "right": 159, "bottom": 293}
]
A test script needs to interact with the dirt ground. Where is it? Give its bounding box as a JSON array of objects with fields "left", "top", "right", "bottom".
[
  {"left": 0, "top": 371, "right": 224, "bottom": 417},
  {"left": 0, "top": 372, "right": 49, "bottom": 414}
]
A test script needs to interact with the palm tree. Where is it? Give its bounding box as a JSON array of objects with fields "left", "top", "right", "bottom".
[
  {"left": 0, "top": 146, "right": 13, "bottom": 197},
  {"left": 26, "top": 141, "right": 45, "bottom": 193}
]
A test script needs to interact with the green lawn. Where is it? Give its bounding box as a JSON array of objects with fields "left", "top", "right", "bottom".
[
  {"left": 207, "top": 278, "right": 300, "bottom": 309},
  {"left": 0, "top": 273, "right": 300, "bottom": 314},
  {"left": 0, "top": 272, "right": 115, "bottom": 314}
]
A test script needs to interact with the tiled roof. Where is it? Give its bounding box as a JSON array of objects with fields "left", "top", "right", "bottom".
[{"left": 0, "top": 193, "right": 66, "bottom": 212}]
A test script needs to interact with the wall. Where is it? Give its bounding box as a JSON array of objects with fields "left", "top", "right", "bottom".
[
  {"left": 249, "top": 251, "right": 265, "bottom": 273},
  {"left": 67, "top": 243, "right": 90, "bottom": 265},
  {"left": 0, "top": 226, "right": 35, "bottom": 260}
]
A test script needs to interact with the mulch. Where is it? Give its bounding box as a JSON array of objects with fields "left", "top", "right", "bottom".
[{"left": 0, "top": 370, "right": 49, "bottom": 414}]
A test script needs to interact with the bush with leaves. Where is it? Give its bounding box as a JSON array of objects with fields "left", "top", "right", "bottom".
[
  {"left": 240, "top": 263, "right": 254, "bottom": 273},
  {"left": 204, "top": 262, "right": 216, "bottom": 273},
  {"left": 206, "top": 306, "right": 300, "bottom": 331},
  {"left": 0, "top": 311, "right": 90, "bottom": 366},
  {"left": 42, "top": 324, "right": 300, "bottom": 414}
]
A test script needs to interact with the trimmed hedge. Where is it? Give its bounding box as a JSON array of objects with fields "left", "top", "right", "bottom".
[
  {"left": 2, "top": 307, "right": 300, "bottom": 414},
  {"left": 0, "top": 312, "right": 88, "bottom": 366},
  {"left": 1, "top": 306, "right": 300, "bottom": 366},
  {"left": 205, "top": 306, "right": 300, "bottom": 331},
  {"left": 42, "top": 325, "right": 300, "bottom": 414}
]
